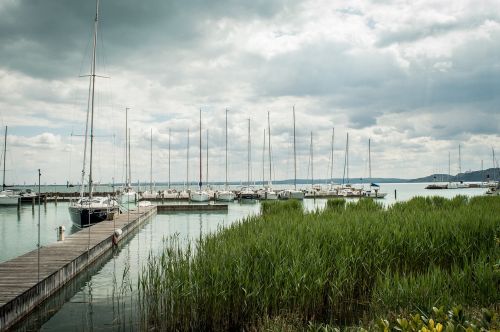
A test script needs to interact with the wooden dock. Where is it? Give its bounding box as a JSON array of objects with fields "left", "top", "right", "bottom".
[
  {"left": 0, "top": 205, "right": 156, "bottom": 331},
  {"left": 157, "top": 204, "right": 228, "bottom": 212}
]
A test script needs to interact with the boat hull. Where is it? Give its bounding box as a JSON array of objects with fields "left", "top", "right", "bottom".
[
  {"left": 69, "top": 206, "right": 119, "bottom": 228},
  {"left": 190, "top": 191, "right": 210, "bottom": 202},
  {"left": 0, "top": 195, "right": 20, "bottom": 205},
  {"left": 216, "top": 191, "right": 235, "bottom": 202},
  {"left": 119, "top": 192, "right": 136, "bottom": 204}
]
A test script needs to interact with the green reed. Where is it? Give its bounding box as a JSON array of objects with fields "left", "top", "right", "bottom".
[{"left": 139, "top": 196, "right": 500, "bottom": 330}]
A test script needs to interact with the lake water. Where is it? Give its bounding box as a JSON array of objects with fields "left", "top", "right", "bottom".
[{"left": 1, "top": 183, "right": 487, "bottom": 330}]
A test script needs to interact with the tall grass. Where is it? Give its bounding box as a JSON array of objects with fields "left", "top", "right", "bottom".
[{"left": 139, "top": 196, "right": 500, "bottom": 330}]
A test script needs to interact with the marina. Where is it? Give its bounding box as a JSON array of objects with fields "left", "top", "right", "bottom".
[{"left": 0, "top": 0, "right": 499, "bottom": 329}]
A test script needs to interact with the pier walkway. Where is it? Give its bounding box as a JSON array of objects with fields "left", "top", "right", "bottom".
[{"left": 0, "top": 205, "right": 156, "bottom": 331}]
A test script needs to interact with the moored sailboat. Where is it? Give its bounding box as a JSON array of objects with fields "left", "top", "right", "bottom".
[
  {"left": 216, "top": 109, "right": 236, "bottom": 202},
  {"left": 190, "top": 109, "right": 209, "bottom": 202},
  {"left": 68, "top": 0, "right": 119, "bottom": 227},
  {"left": 0, "top": 126, "right": 21, "bottom": 206}
]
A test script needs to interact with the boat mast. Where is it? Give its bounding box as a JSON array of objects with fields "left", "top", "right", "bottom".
[
  {"left": 225, "top": 109, "right": 228, "bottom": 190},
  {"left": 150, "top": 128, "right": 153, "bottom": 193},
  {"left": 186, "top": 128, "right": 190, "bottom": 190},
  {"left": 88, "top": 0, "right": 100, "bottom": 199},
  {"left": 369, "top": 138, "right": 372, "bottom": 182},
  {"left": 448, "top": 151, "right": 451, "bottom": 183},
  {"left": 2, "top": 126, "right": 6, "bottom": 190},
  {"left": 293, "top": 106, "right": 297, "bottom": 190},
  {"left": 128, "top": 128, "right": 131, "bottom": 189},
  {"left": 199, "top": 109, "right": 202, "bottom": 190},
  {"left": 262, "top": 129, "right": 265, "bottom": 187},
  {"left": 247, "top": 118, "right": 251, "bottom": 186},
  {"left": 330, "top": 128, "right": 334, "bottom": 184},
  {"left": 125, "top": 108, "right": 128, "bottom": 187},
  {"left": 168, "top": 128, "right": 171, "bottom": 188},
  {"left": 310, "top": 131, "right": 314, "bottom": 187},
  {"left": 458, "top": 144, "right": 462, "bottom": 175},
  {"left": 206, "top": 129, "right": 209, "bottom": 188},
  {"left": 268, "top": 112, "right": 272, "bottom": 187}
]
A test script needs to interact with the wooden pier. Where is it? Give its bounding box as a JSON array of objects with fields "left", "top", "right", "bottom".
[
  {"left": 157, "top": 204, "right": 228, "bottom": 212},
  {"left": 0, "top": 205, "right": 156, "bottom": 331}
]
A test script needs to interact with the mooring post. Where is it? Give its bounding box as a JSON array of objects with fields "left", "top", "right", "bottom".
[
  {"left": 394, "top": 189, "right": 397, "bottom": 200},
  {"left": 55, "top": 195, "right": 58, "bottom": 206},
  {"left": 17, "top": 197, "right": 20, "bottom": 210}
]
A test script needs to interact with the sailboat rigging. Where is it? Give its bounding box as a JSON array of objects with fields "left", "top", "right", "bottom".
[
  {"left": 216, "top": 109, "right": 235, "bottom": 202},
  {"left": 68, "top": 0, "right": 119, "bottom": 227},
  {"left": 190, "top": 109, "right": 209, "bottom": 202}
]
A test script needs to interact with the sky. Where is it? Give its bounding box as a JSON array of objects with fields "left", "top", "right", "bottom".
[{"left": 0, "top": 0, "right": 499, "bottom": 186}]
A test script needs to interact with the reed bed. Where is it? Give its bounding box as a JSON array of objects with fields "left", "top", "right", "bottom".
[{"left": 139, "top": 196, "right": 500, "bottom": 330}]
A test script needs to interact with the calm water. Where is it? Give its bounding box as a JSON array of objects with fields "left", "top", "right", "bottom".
[{"left": 2, "top": 183, "right": 487, "bottom": 331}]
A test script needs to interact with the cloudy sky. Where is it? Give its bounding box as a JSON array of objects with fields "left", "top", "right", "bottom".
[{"left": 0, "top": 0, "right": 499, "bottom": 186}]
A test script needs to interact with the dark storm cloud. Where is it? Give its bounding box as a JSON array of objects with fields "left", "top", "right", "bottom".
[{"left": 0, "top": 0, "right": 299, "bottom": 79}]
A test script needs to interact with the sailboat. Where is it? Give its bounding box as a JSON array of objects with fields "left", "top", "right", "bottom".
[
  {"left": 190, "top": 110, "right": 209, "bottom": 202},
  {"left": 216, "top": 109, "right": 235, "bottom": 202},
  {"left": 337, "top": 132, "right": 362, "bottom": 197},
  {"left": 68, "top": 0, "right": 119, "bottom": 227},
  {"left": 141, "top": 128, "right": 157, "bottom": 199},
  {"left": 119, "top": 108, "right": 137, "bottom": 203},
  {"left": 278, "top": 107, "right": 304, "bottom": 200},
  {"left": 363, "top": 138, "right": 387, "bottom": 198},
  {"left": 239, "top": 118, "right": 257, "bottom": 203},
  {"left": 0, "top": 126, "right": 21, "bottom": 206},
  {"left": 259, "top": 112, "right": 277, "bottom": 200}
]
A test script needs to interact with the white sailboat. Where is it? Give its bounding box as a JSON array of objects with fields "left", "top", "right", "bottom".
[
  {"left": 68, "top": 0, "right": 119, "bottom": 227},
  {"left": 142, "top": 128, "right": 157, "bottom": 199},
  {"left": 278, "top": 106, "right": 304, "bottom": 200},
  {"left": 337, "top": 132, "right": 362, "bottom": 197},
  {"left": 239, "top": 118, "right": 257, "bottom": 203},
  {"left": 259, "top": 112, "right": 277, "bottom": 200},
  {"left": 0, "top": 126, "right": 20, "bottom": 206},
  {"left": 190, "top": 110, "right": 209, "bottom": 202},
  {"left": 363, "top": 138, "right": 387, "bottom": 198},
  {"left": 216, "top": 109, "right": 235, "bottom": 202},
  {"left": 120, "top": 108, "right": 137, "bottom": 203}
]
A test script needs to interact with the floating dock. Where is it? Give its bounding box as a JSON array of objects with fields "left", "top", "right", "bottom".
[{"left": 0, "top": 205, "right": 156, "bottom": 331}]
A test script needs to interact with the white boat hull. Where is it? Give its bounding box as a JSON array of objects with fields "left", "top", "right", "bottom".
[
  {"left": 120, "top": 191, "right": 136, "bottom": 204},
  {"left": 216, "top": 191, "right": 235, "bottom": 202},
  {"left": 190, "top": 191, "right": 209, "bottom": 202},
  {"left": 0, "top": 195, "right": 20, "bottom": 205},
  {"left": 278, "top": 189, "right": 304, "bottom": 200}
]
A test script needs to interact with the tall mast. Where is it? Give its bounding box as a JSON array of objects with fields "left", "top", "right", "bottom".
[
  {"left": 346, "top": 132, "right": 349, "bottom": 183},
  {"left": 2, "top": 126, "right": 6, "bottom": 190},
  {"left": 268, "top": 112, "right": 272, "bottom": 187},
  {"left": 310, "top": 131, "right": 314, "bottom": 187},
  {"left": 368, "top": 138, "right": 372, "bottom": 181},
  {"left": 88, "top": 0, "right": 100, "bottom": 199},
  {"left": 186, "top": 128, "right": 189, "bottom": 189},
  {"left": 262, "top": 129, "right": 265, "bottom": 187},
  {"left": 343, "top": 132, "right": 349, "bottom": 185},
  {"left": 293, "top": 106, "right": 297, "bottom": 190},
  {"left": 458, "top": 144, "right": 462, "bottom": 175},
  {"left": 150, "top": 128, "right": 153, "bottom": 193},
  {"left": 225, "top": 109, "right": 228, "bottom": 189},
  {"left": 448, "top": 151, "right": 451, "bottom": 182},
  {"left": 247, "top": 118, "right": 251, "bottom": 185},
  {"left": 330, "top": 128, "right": 334, "bottom": 183},
  {"left": 199, "top": 109, "right": 202, "bottom": 190},
  {"left": 128, "top": 128, "right": 131, "bottom": 188},
  {"left": 206, "top": 129, "right": 209, "bottom": 187},
  {"left": 168, "top": 128, "right": 171, "bottom": 188},
  {"left": 125, "top": 108, "right": 128, "bottom": 186}
]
